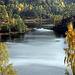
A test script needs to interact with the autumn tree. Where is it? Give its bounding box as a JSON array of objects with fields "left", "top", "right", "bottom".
[
  {"left": 0, "top": 43, "right": 18, "bottom": 75},
  {"left": 64, "top": 22, "right": 75, "bottom": 75},
  {"left": 16, "top": 3, "right": 24, "bottom": 12}
]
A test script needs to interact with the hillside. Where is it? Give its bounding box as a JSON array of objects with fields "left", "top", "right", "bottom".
[
  {"left": 0, "top": 0, "right": 66, "bottom": 19},
  {"left": 0, "top": 0, "right": 75, "bottom": 34}
]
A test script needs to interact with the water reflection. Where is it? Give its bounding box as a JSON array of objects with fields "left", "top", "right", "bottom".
[
  {"left": 0, "top": 23, "right": 66, "bottom": 42},
  {"left": 54, "top": 31, "right": 65, "bottom": 38},
  {"left": 0, "top": 34, "right": 25, "bottom": 42},
  {"left": 0, "top": 29, "right": 65, "bottom": 43}
]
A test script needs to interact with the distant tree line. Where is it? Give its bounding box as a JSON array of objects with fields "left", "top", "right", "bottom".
[{"left": 0, "top": 0, "right": 75, "bottom": 32}]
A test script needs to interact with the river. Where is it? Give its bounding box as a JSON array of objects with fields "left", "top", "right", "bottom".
[{"left": 1, "top": 24, "right": 72, "bottom": 75}]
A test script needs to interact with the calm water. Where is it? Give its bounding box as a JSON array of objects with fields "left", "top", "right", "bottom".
[{"left": 1, "top": 25, "right": 72, "bottom": 75}]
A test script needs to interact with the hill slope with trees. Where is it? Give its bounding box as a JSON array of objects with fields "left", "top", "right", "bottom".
[{"left": 0, "top": 0, "right": 75, "bottom": 33}]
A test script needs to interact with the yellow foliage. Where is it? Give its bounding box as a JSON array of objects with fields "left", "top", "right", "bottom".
[
  {"left": 42, "top": 0, "right": 46, "bottom": 3},
  {"left": 55, "top": 1, "right": 58, "bottom": 3},
  {"left": 19, "top": 18, "right": 22, "bottom": 21},
  {"left": 41, "top": 6, "right": 44, "bottom": 10},
  {"left": 18, "top": 8, "right": 21, "bottom": 12},
  {"left": 61, "top": 2, "right": 65, "bottom": 7},
  {"left": 55, "top": 0, "right": 65, "bottom": 7},
  {"left": 0, "top": 43, "right": 9, "bottom": 65},
  {"left": 19, "top": 3, "right": 24, "bottom": 8},
  {"left": 59, "top": 4, "right": 61, "bottom": 6},
  {"left": 5, "top": 14, "right": 9, "bottom": 19},
  {"left": 16, "top": 3, "right": 24, "bottom": 8},
  {"left": 11, "top": 18, "right": 15, "bottom": 24},
  {"left": 68, "top": 22, "right": 73, "bottom": 34},
  {"left": 67, "top": 64, "right": 70, "bottom": 68},
  {"left": 0, "top": 43, "right": 18, "bottom": 75},
  {"left": 55, "top": 1, "right": 59, "bottom": 4},
  {"left": 16, "top": 3, "right": 24, "bottom": 12},
  {"left": 30, "top": 7, "right": 32, "bottom": 10},
  {"left": 64, "top": 22, "right": 75, "bottom": 74}
]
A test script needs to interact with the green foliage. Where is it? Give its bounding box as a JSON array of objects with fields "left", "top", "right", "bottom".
[
  {"left": 0, "top": 5, "right": 8, "bottom": 21},
  {"left": 0, "top": 0, "right": 4, "bottom": 5},
  {"left": 0, "top": 0, "right": 74, "bottom": 32},
  {"left": 54, "top": 15, "right": 62, "bottom": 26},
  {"left": 13, "top": 14, "right": 20, "bottom": 19},
  {"left": 1, "top": 0, "right": 65, "bottom": 19},
  {"left": 15, "top": 18, "right": 27, "bottom": 32},
  {"left": 2, "top": 18, "right": 27, "bottom": 32},
  {"left": 63, "top": 3, "right": 75, "bottom": 18},
  {"left": 0, "top": 0, "right": 74, "bottom": 20},
  {"left": 0, "top": 4, "right": 27, "bottom": 33}
]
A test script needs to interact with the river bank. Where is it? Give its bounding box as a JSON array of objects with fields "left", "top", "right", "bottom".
[
  {"left": 0, "top": 28, "right": 34, "bottom": 36},
  {"left": 24, "top": 19, "right": 53, "bottom": 23}
]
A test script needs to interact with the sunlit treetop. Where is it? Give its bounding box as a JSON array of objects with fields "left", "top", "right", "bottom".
[
  {"left": 30, "top": 7, "right": 32, "bottom": 10},
  {"left": 16, "top": 3, "right": 24, "bottom": 12},
  {"left": 18, "top": 8, "right": 21, "bottom": 12},
  {"left": 10, "top": 18, "right": 16, "bottom": 24},
  {"left": 41, "top": 5, "right": 44, "bottom": 10},
  {"left": 68, "top": 22, "right": 73, "bottom": 33},
  {"left": 55, "top": 0, "right": 65, "bottom": 7}
]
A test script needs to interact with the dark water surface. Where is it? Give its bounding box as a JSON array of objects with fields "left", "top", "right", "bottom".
[{"left": 1, "top": 24, "right": 72, "bottom": 75}]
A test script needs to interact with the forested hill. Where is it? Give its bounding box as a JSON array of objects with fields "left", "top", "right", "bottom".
[
  {"left": 0, "top": 0, "right": 66, "bottom": 19},
  {"left": 0, "top": 0, "right": 75, "bottom": 33},
  {"left": 0, "top": 0, "right": 75, "bottom": 20}
]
